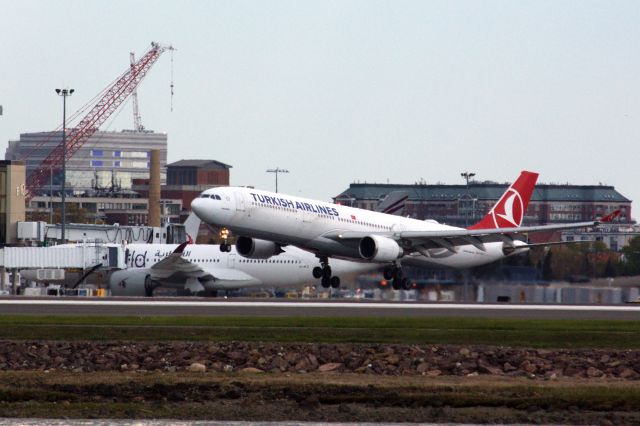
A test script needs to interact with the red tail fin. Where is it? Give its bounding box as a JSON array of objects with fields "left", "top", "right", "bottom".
[
  {"left": 468, "top": 171, "right": 539, "bottom": 230},
  {"left": 599, "top": 210, "right": 621, "bottom": 223}
]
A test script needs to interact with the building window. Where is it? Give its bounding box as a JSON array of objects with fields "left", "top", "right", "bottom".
[
  {"left": 91, "top": 160, "right": 104, "bottom": 167},
  {"left": 91, "top": 150, "right": 104, "bottom": 157}
]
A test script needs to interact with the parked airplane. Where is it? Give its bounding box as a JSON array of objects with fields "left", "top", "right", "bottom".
[
  {"left": 109, "top": 242, "right": 377, "bottom": 296},
  {"left": 108, "top": 209, "right": 388, "bottom": 297},
  {"left": 191, "top": 171, "right": 618, "bottom": 290}
]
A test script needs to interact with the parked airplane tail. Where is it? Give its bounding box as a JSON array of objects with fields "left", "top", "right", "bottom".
[
  {"left": 599, "top": 209, "right": 621, "bottom": 223},
  {"left": 376, "top": 190, "right": 409, "bottom": 215},
  {"left": 468, "top": 170, "right": 539, "bottom": 230},
  {"left": 183, "top": 212, "right": 201, "bottom": 243}
]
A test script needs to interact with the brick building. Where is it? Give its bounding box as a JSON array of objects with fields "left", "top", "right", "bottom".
[
  {"left": 162, "top": 160, "right": 231, "bottom": 210},
  {"left": 130, "top": 159, "right": 232, "bottom": 225},
  {"left": 334, "top": 181, "right": 632, "bottom": 227}
]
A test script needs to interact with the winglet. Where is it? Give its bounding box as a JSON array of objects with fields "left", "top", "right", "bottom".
[
  {"left": 599, "top": 210, "right": 621, "bottom": 223},
  {"left": 173, "top": 241, "right": 189, "bottom": 254},
  {"left": 468, "top": 171, "right": 539, "bottom": 230}
]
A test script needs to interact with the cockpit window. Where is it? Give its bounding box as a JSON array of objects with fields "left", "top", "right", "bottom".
[
  {"left": 214, "top": 194, "right": 222, "bottom": 200},
  {"left": 200, "top": 194, "right": 211, "bottom": 198}
]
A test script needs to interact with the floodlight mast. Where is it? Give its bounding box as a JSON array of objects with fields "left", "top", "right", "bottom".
[{"left": 266, "top": 167, "right": 289, "bottom": 193}]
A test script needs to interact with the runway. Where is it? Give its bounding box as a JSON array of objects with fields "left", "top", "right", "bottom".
[{"left": 1, "top": 297, "right": 639, "bottom": 319}]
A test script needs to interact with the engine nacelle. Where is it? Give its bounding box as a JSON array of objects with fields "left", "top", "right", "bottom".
[
  {"left": 502, "top": 240, "right": 528, "bottom": 256},
  {"left": 359, "top": 235, "right": 403, "bottom": 262},
  {"left": 109, "top": 269, "right": 157, "bottom": 297},
  {"left": 236, "top": 237, "right": 283, "bottom": 259}
]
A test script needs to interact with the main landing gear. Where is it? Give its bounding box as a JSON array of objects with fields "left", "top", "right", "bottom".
[
  {"left": 219, "top": 243, "right": 232, "bottom": 252},
  {"left": 313, "top": 255, "right": 340, "bottom": 289},
  {"left": 383, "top": 265, "right": 412, "bottom": 291}
]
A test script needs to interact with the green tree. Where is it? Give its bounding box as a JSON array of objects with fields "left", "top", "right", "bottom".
[
  {"left": 621, "top": 236, "right": 640, "bottom": 276},
  {"left": 542, "top": 250, "right": 553, "bottom": 281},
  {"left": 604, "top": 258, "right": 617, "bottom": 278}
]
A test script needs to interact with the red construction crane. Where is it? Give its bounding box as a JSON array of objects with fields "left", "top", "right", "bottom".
[{"left": 25, "top": 41, "right": 174, "bottom": 199}]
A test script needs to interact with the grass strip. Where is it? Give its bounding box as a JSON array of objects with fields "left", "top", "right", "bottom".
[
  {"left": 0, "top": 315, "right": 638, "bottom": 348},
  {"left": 0, "top": 372, "right": 639, "bottom": 422}
]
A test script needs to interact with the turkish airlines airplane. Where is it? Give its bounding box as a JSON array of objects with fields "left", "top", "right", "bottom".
[{"left": 191, "top": 171, "right": 618, "bottom": 290}]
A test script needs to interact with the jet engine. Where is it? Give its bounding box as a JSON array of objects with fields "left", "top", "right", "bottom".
[
  {"left": 109, "top": 269, "right": 158, "bottom": 297},
  {"left": 236, "top": 237, "right": 284, "bottom": 259},
  {"left": 358, "top": 235, "right": 403, "bottom": 262},
  {"left": 502, "top": 240, "right": 527, "bottom": 256}
]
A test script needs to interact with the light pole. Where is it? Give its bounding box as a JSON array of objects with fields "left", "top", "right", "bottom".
[
  {"left": 56, "top": 88, "right": 74, "bottom": 243},
  {"left": 266, "top": 167, "right": 289, "bottom": 193},
  {"left": 460, "top": 171, "right": 476, "bottom": 227},
  {"left": 49, "top": 166, "right": 53, "bottom": 225}
]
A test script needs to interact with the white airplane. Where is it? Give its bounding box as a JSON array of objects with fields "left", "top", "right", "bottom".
[
  {"left": 108, "top": 206, "right": 401, "bottom": 296},
  {"left": 191, "top": 171, "right": 619, "bottom": 290},
  {"left": 109, "top": 242, "right": 377, "bottom": 296}
]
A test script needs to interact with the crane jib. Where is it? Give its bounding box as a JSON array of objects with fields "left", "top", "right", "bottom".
[{"left": 24, "top": 42, "right": 175, "bottom": 199}]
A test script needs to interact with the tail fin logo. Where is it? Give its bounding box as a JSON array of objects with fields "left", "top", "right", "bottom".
[{"left": 491, "top": 189, "right": 524, "bottom": 228}]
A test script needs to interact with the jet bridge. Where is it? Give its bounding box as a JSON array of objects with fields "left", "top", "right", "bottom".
[
  {"left": 0, "top": 244, "right": 128, "bottom": 294},
  {"left": 0, "top": 245, "right": 119, "bottom": 269}
]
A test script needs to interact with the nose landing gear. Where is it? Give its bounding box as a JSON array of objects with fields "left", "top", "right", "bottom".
[{"left": 219, "top": 228, "right": 232, "bottom": 252}]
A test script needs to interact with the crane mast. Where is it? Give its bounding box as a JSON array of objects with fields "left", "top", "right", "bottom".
[
  {"left": 25, "top": 41, "right": 174, "bottom": 199},
  {"left": 130, "top": 51, "right": 144, "bottom": 132}
]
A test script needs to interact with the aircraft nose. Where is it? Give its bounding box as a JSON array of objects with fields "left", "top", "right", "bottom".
[{"left": 191, "top": 197, "right": 213, "bottom": 223}]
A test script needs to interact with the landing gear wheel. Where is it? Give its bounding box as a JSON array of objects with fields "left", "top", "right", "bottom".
[
  {"left": 401, "top": 277, "right": 412, "bottom": 290},
  {"left": 330, "top": 276, "right": 340, "bottom": 289},
  {"left": 390, "top": 265, "right": 404, "bottom": 290},
  {"left": 312, "top": 267, "right": 323, "bottom": 279},
  {"left": 392, "top": 278, "right": 402, "bottom": 290},
  {"left": 321, "top": 276, "right": 331, "bottom": 288},
  {"left": 383, "top": 266, "right": 395, "bottom": 280},
  {"left": 394, "top": 268, "right": 403, "bottom": 280},
  {"left": 322, "top": 266, "right": 332, "bottom": 280},
  {"left": 219, "top": 243, "right": 231, "bottom": 252},
  {"left": 316, "top": 255, "right": 335, "bottom": 290}
]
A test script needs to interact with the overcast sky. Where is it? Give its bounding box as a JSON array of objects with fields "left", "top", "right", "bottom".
[{"left": 1, "top": 0, "right": 639, "bottom": 217}]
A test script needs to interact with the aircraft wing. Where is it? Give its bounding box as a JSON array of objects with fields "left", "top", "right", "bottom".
[
  {"left": 148, "top": 242, "right": 254, "bottom": 283},
  {"left": 326, "top": 220, "right": 601, "bottom": 253}
]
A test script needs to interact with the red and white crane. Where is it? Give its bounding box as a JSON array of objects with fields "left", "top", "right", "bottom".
[{"left": 25, "top": 41, "right": 174, "bottom": 199}]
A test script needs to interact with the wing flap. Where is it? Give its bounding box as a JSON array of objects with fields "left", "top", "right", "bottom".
[
  {"left": 202, "top": 268, "right": 255, "bottom": 282},
  {"left": 325, "top": 221, "right": 599, "bottom": 252}
]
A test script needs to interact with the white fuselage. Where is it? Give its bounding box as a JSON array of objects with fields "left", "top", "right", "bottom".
[
  {"left": 191, "top": 187, "right": 525, "bottom": 269},
  {"left": 123, "top": 243, "right": 376, "bottom": 290}
]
